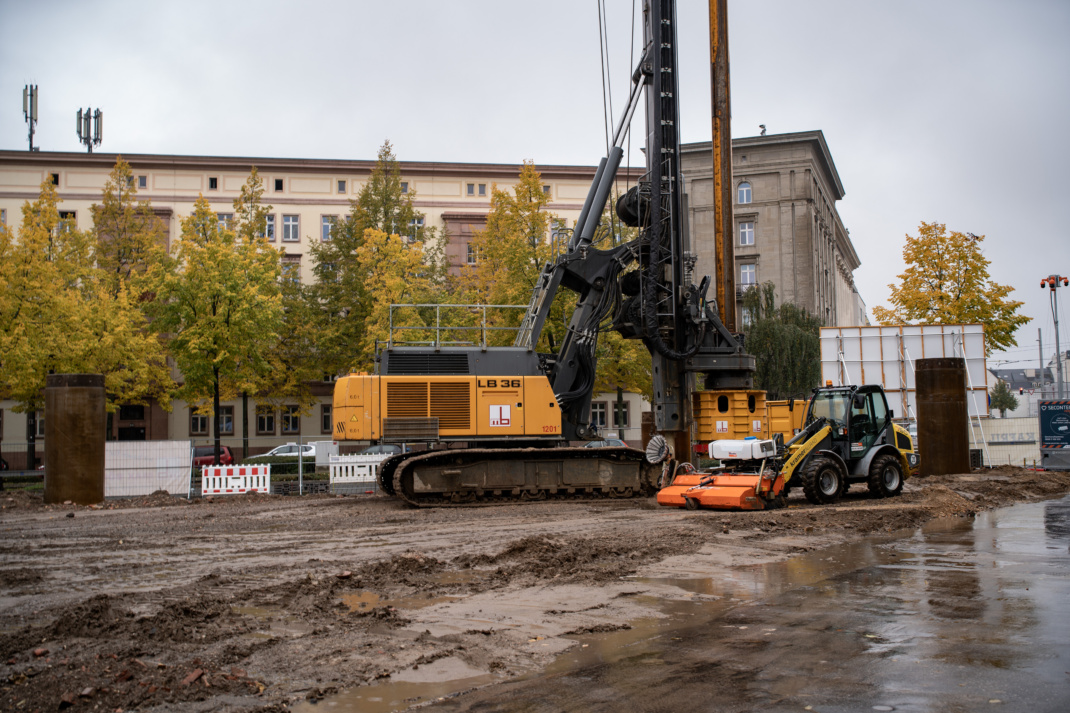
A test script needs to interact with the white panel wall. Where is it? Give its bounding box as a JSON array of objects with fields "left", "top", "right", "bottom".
[
  {"left": 821, "top": 324, "right": 989, "bottom": 419},
  {"left": 105, "top": 441, "right": 192, "bottom": 498}
]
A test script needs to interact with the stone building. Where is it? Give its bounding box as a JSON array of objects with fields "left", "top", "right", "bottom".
[
  {"left": 681, "top": 131, "right": 867, "bottom": 328},
  {"left": 0, "top": 137, "right": 866, "bottom": 454}
]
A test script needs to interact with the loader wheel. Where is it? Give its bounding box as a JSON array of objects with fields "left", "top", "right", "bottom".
[
  {"left": 867, "top": 454, "right": 903, "bottom": 498},
  {"left": 800, "top": 457, "right": 843, "bottom": 505},
  {"left": 684, "top": 497, "right": 700, "bottom": 511}
]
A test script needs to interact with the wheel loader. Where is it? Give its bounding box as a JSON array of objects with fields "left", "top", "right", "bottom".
[{"left": 656, "top": 384, "right": 919, "bottom": 511}]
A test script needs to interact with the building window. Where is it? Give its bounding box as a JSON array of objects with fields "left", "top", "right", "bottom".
[
  {"left": 282, "top": 255, "right": 301, "bottom": 282},
  {"left": 737, "top": 182, "right": 751, "bottom": 204},
  {"left": 58, "top": 211, "right": 76, "bottom": 233},
  {"left": 542, "top": 184, "right": 550, "bottom": 195},
  {"left": 739, "top": 221, "right": 755, "bottom": 246},
  {"left": 589, "top": 402, "right": 607, "bottom": 428},
  {"left": 317, "top": 262, "right": 337, "bottom": 281},
  {"left": 401, "top": 181, "right": 409, "bottom": 194},
  {"left": 321, "top": 215, "right": 337, "bottom": 241},
  {"left": 208, "top": 177, "right": 218, "bottom": 190},
  {"left": 282, "top": 215, "right": 299, "bottom": 242},
  {"left": 0, "top": 208, "right": 6, "bottom": 224},
  {"left": 256, "top": 406, "right": 275, "bottom": 435},
  {"left": 217, "top": 213, "right": 233, "bottom": 231},
  {"left": 467, "top": 183, "right": 475, "bottom": 196},
  {"left": 274, "top": 178, "right": 284, "bottom": 192},
  {"left": 263, "top": 214, "right": 276, "bottom": 241},
  {"left": 740, "top": 263, "right": 756, "bottom": 287},
  {"left": 50, "top": 173, "right": 59, "bottom": 186},
  {"left": 34, "top": 410, "right": 45, "bottom": 438},
  {"left": 337, "top": 179, "right": 346, "bottom": 194},
  {"left": 466, "top": 243, "right": 480, "bottom": 265},
  {"left": 282, "top": 405, "right": 300, "bottom": 434},
  {"left": 138, "top": 175, "right": 147, "bottom": 189},
  {"left": 118, "top": 405, "right": 145, "bottom": 421},
  {"left": 321, "top": 404, "right": 332, "bottom": 434},
  {"left": 610, "top": 402, "right": 630, "bottom": 428},
  {"left": 190, "top": 412, "right": 208, "bottom": 436},
  {"left": 479, "top": 183, "right": 487, "bottom": 197},
  {"left": 408, "top": 217, "right": 424, "bottom": 240},
  {"left": 217, "top": 406, "right": 234, "bottom": 436}
]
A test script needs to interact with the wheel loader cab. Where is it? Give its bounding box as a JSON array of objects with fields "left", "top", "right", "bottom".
[{"left": 804, "top": 386, "right": 893, "bottom": 465}]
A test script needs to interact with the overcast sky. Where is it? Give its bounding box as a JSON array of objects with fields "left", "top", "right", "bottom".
[{"left": 2, "top": 0, "right": 1068, "bottom": 369}]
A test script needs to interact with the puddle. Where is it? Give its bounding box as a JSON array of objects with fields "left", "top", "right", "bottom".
[
  {"left": 233, "top": 604, "right": 313, "bottom": 639},
  {"left": 340, "top": 591, "right": 461, "bottom": 612},
  {"left": 299, "top": 496, "right": 1070, "bottom": 713}
]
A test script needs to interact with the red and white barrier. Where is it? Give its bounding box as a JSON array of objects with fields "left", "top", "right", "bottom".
[{"left": 202, "top": 465, "right": 271, "bottom": 495}]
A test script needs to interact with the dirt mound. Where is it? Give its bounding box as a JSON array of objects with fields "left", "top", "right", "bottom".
[{"left": 455, "top": 531, "right": 708, "bottom": 586}]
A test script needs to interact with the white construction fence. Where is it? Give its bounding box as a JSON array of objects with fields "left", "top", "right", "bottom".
[
  {"left": 105, "top": 441, "right": 192, "bottom": 498},
  {"left": 201, "top": 465, "right": 272, "bottom": 495},
  {"left": 329, "top": 454, "right": 389, "bottom": 494}
]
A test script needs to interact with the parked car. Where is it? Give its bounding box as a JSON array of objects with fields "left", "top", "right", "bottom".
[
  {"left": 583, "top": 439, "right": 627, "bottom": 448},
  {"left": 192, "top": 445, "right": 234, "bottom": 467},
  {"left": 244, "top": 443, "right": 315, "bottom": 463},
  {"left": 359, "top": 444, "right": 402, "bottom": 456}
]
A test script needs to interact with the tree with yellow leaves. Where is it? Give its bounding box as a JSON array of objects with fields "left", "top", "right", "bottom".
[
  {"left": 1, "top": 179, "right": 172, "bottom": 468},
  {"left": 309, "top": 140, "right": 449, "bottom": 376},
  {"left": 91, "top": 158, "right": 167, "bottom": 298},
  {"left": 149, "top": 196, "right": 282, "bottom": 464},
  {"left": 352, "top": 228, "right": 434, "bottom": 371},
  {"left": 872, "top": 222, "right": 1029, "bottom": 354},
  {"left": 459, "top": 161, "right": 568, "bottom": 348}
]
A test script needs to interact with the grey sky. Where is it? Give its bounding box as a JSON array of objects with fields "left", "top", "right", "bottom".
[{"left": 2, "top": 0, "right": 1068, "bottom": 368}]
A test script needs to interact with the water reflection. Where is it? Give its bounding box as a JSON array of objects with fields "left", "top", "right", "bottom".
[{"left": 309, "top": 496, "right": 1070, "bottom": 713}]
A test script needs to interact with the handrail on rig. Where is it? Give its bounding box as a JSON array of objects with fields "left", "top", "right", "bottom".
[{"left": 387, "top": 303, "right": 529, "bottom": 349}]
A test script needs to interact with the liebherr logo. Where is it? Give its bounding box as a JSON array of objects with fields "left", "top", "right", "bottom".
[{"left": 490, "top": 405, "right": 511, "bottom": 427}]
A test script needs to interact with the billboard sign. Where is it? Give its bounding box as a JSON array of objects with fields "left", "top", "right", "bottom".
[{"left": 1039, "top": 401, "right": 1070, "bottom": 449}]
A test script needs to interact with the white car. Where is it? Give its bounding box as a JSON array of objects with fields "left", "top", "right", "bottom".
[{"left": 246, "top": 443, "right": 315, "bottom": 462}]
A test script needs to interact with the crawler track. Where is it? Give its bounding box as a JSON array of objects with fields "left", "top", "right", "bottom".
[{"left": 381, "top": 447, "right": 659, "bottom": 507}]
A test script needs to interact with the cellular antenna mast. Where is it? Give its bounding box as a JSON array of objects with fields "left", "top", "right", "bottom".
[
  {"left": 76, "top": 107, "right": 103, "bottom": 153},
  {"left": 23, "top": 85, "right": 39, "bottom": 151}
]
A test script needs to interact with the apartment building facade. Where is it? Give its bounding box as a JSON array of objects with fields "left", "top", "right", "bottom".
[
  {"left": 681, "top": 131, "right": 867, "bottom": 328},
  {"left": 0, "top": 134, "right": 865, "bottom": 453}
]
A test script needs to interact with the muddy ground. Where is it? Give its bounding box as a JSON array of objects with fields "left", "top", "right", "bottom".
[{"left": 1, "top": 466, "right": 1068, "bottom": 713}]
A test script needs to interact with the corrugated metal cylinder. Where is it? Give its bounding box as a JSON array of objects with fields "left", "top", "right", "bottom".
[
  {"left": 916, "top": 358, "right": 971, "bottom": 476},
  {"left": 44, "top": 374, "right": 106, "bottom": 504}
]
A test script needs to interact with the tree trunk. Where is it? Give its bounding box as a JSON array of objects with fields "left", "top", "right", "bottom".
[
  {"left": 242, "top": 391, "right": 249, "bottom": 463},
  {"left": 213, "top": 367, "right": 221, "bottom": 466},
  {"left": 26, "top": 408, "right": 37, "bottom": 475},
  {"left": 616, "top": 387, "right": 625, "bottom": 440}
]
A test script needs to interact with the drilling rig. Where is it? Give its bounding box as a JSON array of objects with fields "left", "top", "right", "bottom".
[{"left": 332, "top": 0, "right": 755, "bottom": 505}]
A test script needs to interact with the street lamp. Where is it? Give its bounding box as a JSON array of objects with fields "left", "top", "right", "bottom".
[{"left": 1041, "top": 274, "right": 1069, "bottom": 398}]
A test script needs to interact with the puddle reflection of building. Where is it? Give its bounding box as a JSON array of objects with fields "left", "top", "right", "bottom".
[{"left": 1044, "top": 498, "right": 1070, "bottom": 542}]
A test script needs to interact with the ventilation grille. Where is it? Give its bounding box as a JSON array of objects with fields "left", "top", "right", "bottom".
[
  {"left": 387, "top": 353, "right": 470, "bottom": 375},
  {"left": 430, "top": 383, "right": 471, "bottom": 430},
  {"left": 387, "top": 382, "right": 428, "bottom": 418}
]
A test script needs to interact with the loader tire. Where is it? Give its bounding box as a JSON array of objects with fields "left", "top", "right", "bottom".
[
  {"left": 867, "top": 454, "right": 904, "bottom": 498},
  {"left": 800, "top": 456, "right": 843, "bottom": 505}
]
